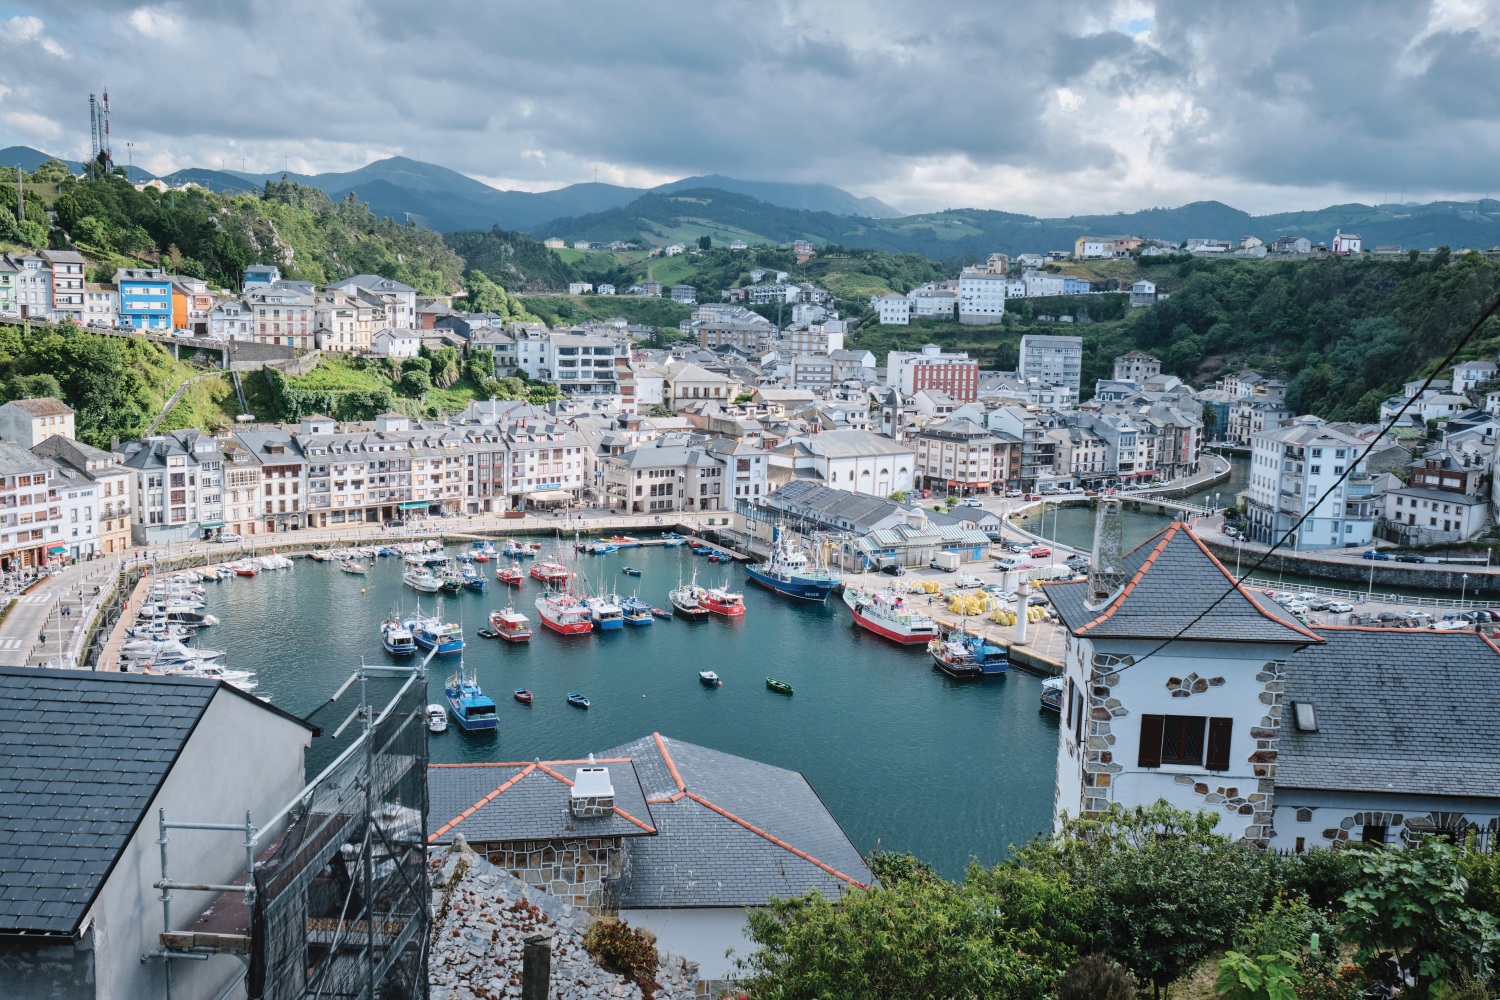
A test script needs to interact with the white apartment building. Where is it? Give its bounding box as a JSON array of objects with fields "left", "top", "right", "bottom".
[
  {"left": 208, "top": 299, "right": 254, "bottom": 341},
  {"left": 786, "top": 322, "right": 845, "bottom": 356},
  {"left": 774, "top": 430, "right": 914, "bottom": 497},
  {"left": 907, "top": 284, "right": 958, "bottom": 319},
  {"left": 872, "top": 294, "right": 910, "bottom": 326},
  {"left": 8, "top": 253, "right": 52, "bottom": 319},
  {"left": 246, "top": 284, "right": 316, "bottom": 348},
  {"left": 1113, "top": 351, "right": 1162, "bottom": 383},
  {"left": 913, "top": 419, "right": 1009, "bottom": 495},
  {"left": 1018, "top": 334, "right": 1084, "bottom": 395},
  {"left": 602, "top": 440, "right": 728, "bottom": 514},
  {"left": 1022, "top": 271, "right": 1066, "bottom": 297},
  {"left": 115, "top": 430, "right": 225, "bottom": 545},
  {"left": 1246, "top": 415, "right": 1375, "bottom": 550},
  {"left": 315, "top": 289, "right": 374, "bottom": 352},
  {"left": 327, "top": 275, "right": 417, "bottom": 329},
  {"left": 0, "top": 442, "right": 64, "bottom": 571},
  {"left": 83, "top": 284, "right": 118, "bottom": 327},
  {"left": 544, "top": 333, "right": 621, "bottom": 397},
  {"left": 0, "top": 397, "right": 77, "bottom": 448},
  {"left": 957, "top": 269, "right": 1007, "bottom": 324},
  {"left": 42, "top": 250, "right": 86, "bottom": 324}
]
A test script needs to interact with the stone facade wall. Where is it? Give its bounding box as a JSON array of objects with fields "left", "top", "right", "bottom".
[
  {"left": 1079, "top": 651, "right": 1135, "bottom": 816},
  {"left": 474, "top": 836, "right": 625, "bottom": 909}
]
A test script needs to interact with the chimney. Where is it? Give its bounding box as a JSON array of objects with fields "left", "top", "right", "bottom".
[
  {"left": 570, "top": 754, "right": 615, "bottom": 818},
  {"left": 1086, "top": 498, "right": 1126, "bottom": 608}
]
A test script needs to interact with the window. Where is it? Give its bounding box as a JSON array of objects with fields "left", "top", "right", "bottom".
[
  {"left": 1309, "top": 465, "right": 1321, "bottom": 475},
  {"left": 1361, "top": 824, "right": 1387, "bottom": 845},
  {"left": 1138, "top": 715, "right": 1233, "bottom": 769}
]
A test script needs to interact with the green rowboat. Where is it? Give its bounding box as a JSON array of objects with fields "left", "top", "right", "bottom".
[{"left": 765, "top": 677, "right": 794, "bottom": 695}]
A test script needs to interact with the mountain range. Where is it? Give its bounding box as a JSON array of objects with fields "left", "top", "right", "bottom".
[{"left": 5, "top": 145, "right": 1500, "bottom": 257}]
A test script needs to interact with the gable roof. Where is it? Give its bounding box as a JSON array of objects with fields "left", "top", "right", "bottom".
[
  {"left": 4, "top": 398, "right": 73, "bottom": 418},
  {"left": 427, "top": 757, "right": 657, "bottom": 843},
  {"left": 1046, "top": 522, "right": 1320, "bottom": 644},
  {"left": 1278, "top": 627, "right": 1500, "bottom": 797},
  {"left": 599, "top": 733, "right": 871, "bottom": 907}
]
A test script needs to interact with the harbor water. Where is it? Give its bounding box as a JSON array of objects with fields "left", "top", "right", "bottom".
[{"left": 200, "top": 540, "right": 1060, "bottom": 878}]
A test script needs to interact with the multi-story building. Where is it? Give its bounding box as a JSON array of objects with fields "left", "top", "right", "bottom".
[
  {"left": 242, "top": 263, "right": 281, "bottom": 287},
  {"left": 41, "top": 250, "right": 85, "bottom": 324},
  {"left": 888, "top": 344, "right": 978, "bottom": 403},
  {"left": 785, "top": 321, "right": 845, "bottom": 356},
  {"left": 1383, "top": 451, "right": 1491, "bottom": 544},
  {"left": 0, "top": 442, "right": 63, "bottom": 571},
  {"left": 215, "top": 437, "right": 266, "bottom": 537},
  {"left": 872, "top": 294, "right": 910, "bottom": 325},
  {"left": 229, "top": 428, "right": 308, "bottom": 533},
  {"left": 247, "top": 283, "right": 316, "bottom": 347},
  {"left": 1246, "top": 415, "right": 1375, "bottom": 550},
  {"left": 545, "top": 333, "right": 620, "bottom": 398},
  {"left": 8, "top": 253, "right": 52, "bottom": 319},
  {"left": 115, "top": 430, "right": 225, "bottom": 544},
  {"left": 208, "top": 298, "right": 253, "bottom": 341},
  {"left": 702, "top": 438, "right": 769, "bottom": 504},
  {"left": 171, "top": 276, "right": 214, "bottom": 335},
  {"left": 326, "top": 275, "right": 417, "bottom": 329},
  {"left": 772, "top": 430, "right": 913, "bottom": 497},
  {"left": 670, "top": 285, "right": 698, "bottom": 305},
  {"left": 957, "top": 268, "right": 1007, "bottom": 324},
  {"left": 0, "top": 397, "right": 77, "bottom": 448},
  {"left": 31, "top": 436, "right": 132, "bottom": 556},
  {"left": 0, "top": 256, "right": 17, "bottom": 317},
  {"left": 114, "top": 268, "right": 173, "bottom": 330},
  {"left": 906, "top": 283, "right": 958, "bottom": 319},
  {"left": 602, "top": 440, "right": 727, "bottom": 514},
  {"left": 912, "top": 419, "right": 1008, "bottom": 495},
  {"left": 696, "top": 317, "right": 776, "bottom": 353},
  {"left": 1018, "top": 334, "right": 1083, "bottom": 395},
  {"left": 1227, "top": 399, "right": 1295, "bottom": 447},
  {"left": 1113, "top": 350, "right": 1161, "bottom": 383},
  {"left": 313, "top": 288, "right": 372, "bottom": 352},
  {"left": 82, "top": 283, "right": 118, "bottom": 327}
]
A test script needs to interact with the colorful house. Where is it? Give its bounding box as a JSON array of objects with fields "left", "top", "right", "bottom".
[{"left": 113, "top": 268, "right": 172, "bottom": 330}]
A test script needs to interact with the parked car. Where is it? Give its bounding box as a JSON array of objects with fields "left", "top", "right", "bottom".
[
  {"left": 1376, "top": 612, "right": 1402, "bottom": 622},
  {"left": 961, "top": 497, "right": 984, "bottom": 507},
  {"left": 1065, "top": 554, "right": 1089, "bottom": 570},
  {"left": 1004, "top": 489, "right": 1023, "bottom": 498},
  {"left": 383, "top": 517, "right": 406, "bottom": 528},
  {"left": 1327, "top": 601, "right": 1354, "bottom": 613},
  {"left": 955, "top": 575, "right": 985, "bottom": 588},
  {"left": 1307, "top": 598, "right": 1332, "bottom": 611},
  {"left": 1027, "top": 594, "right": 1049, "bottom": 606},
  {"left": 1393, "top": 553, "right": 1427, "bottom": 563},
  {"left": 216, "top": 531, "right": 242, "bottom": 543},
  {"left": 1028, "top": 546, "right": 1052, "bottom": 558},
  {"left": 1024, "top": 493, "right": 1042, "bottom": 501},
  {"left": 1403, "top": 611, "right": 1433, "bottom": 625},
  {"left": 1362, "top": 549, "right": 1391, "bottom": 561}
]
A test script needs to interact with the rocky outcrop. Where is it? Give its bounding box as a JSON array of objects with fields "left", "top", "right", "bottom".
[{"left": 429, "top": 841, "right": 699, "bottom": 1000}]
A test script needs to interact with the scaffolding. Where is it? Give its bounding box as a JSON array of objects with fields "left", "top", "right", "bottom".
[{"left": 146, "top": 660, "right": 430, "bottom": 1000}]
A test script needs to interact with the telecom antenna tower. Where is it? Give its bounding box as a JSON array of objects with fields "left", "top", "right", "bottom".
[{"left": 88, "top": 90, "right": 113, "bottom": 174}]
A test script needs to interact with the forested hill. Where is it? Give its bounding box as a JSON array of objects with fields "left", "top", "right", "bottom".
[
  {"left": 444, "top": 227, "right": 582, "bottom": 292},
  {"left": 0, "top": 163, "right": 465, "bottom": 293}
]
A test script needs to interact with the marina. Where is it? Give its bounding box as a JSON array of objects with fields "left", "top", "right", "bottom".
[{"left": 192, "top": 535, "right": 1060, "bottom": 876}]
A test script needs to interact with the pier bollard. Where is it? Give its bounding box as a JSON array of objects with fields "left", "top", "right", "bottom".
[
  {"left": 1014, "top": 586, "right": 1028, "bottom": 646},
  {"left": 522, "top": 933, "right": 552, "bottom": 1000}
]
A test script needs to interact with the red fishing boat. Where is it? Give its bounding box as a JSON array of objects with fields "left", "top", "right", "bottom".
[
  {"left": 496, "top": 563, "right": 525, "bottom": 587},
  {"left": 490, "top": 607, "right": 532, "bottom": 642},
  {"left": 530, "top": 561, "right": 571, "bottom": 585},
  {"left": 534, "top": 589, "right": 593, "bottom": 634},
  {"left": 694, "top": 583, "right": 746, "bottom": 618}
]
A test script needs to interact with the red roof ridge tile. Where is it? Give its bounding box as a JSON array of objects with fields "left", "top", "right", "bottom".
[
  {"left": 682, "top": 790, "right": 868, "bottom": 890},
  {"left": 1184, "top": 528, "right": 1322, "bottom": 642},
  {"left": 429, "top": 763, "right": 537, "bottom": 842},
  {"left": 1075, "top": 523, "right": 1179, "bottom": 634},
  {"left": 430, "top": 757, "right": 633, "bottom": 769},
  {"left": 653, "top": 731, "right": 688, "bottom": 793}
]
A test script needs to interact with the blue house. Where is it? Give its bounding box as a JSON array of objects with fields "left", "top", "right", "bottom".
[
  {"left": 243, "top": 264, "right": 281, "bottom": 288},
  {"left": 112, "top": 268, "right": 172, "bottom": 330},
  {"left": 1062, "top": 276, "right": 1092, "bottom": 295}
]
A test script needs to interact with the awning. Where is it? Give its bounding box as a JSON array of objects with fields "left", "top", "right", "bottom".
[
  {"left": 974, "top": 481, "right": 991, "bottom": 488},
  {"left": 47, "top": 545, "right": 68, "bottom": 554},
  {"left": 199, "top": 521, "right": 225, "bottom": 529},
  {"left": 527, "top": 489, "right": 571, "bottom": 503},
  {"left": 398, "top": 500, "right": 428, "bottom": 510}
]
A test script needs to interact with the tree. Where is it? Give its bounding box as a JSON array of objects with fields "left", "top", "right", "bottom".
[
  {"left": 697, "top": 235, "right": 712, "bottom": 251},
  {"left": 399, "top": 370, "right": 431, "bottom": 396},
  {"left": 459, "top": 269, "right": 513, "bottom": 314},
  {"left": 1341, "top": 841, "right": 1500, "bottom": 996}
]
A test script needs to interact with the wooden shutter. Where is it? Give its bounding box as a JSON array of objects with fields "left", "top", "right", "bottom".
[
  {"left": 1138, "top": 714, "right": 1164, "bottom": 768},
  {"left": 1205, "top": 717, "right": 1233, "bottom": 772}
]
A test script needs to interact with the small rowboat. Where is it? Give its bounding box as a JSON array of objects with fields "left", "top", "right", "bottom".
[
  {"left": 651, "top": 607, "right": 672, "bottom": 620},
  {"left": 699, "top": 670, "right": 721, "bottom": 687},
  {"left": 566, "top": 691, "right": 590, "bottom": 710},
  {"left": 476, "top": 628, "right": 498, "bottom": 639},
  {"left": 622, "top": 566, "right": 641, "bottom": 576},
  {"left": 514, "top": 688, "right": 533, "bottom": 705},
  {"left": 765, "top": 677, "right": 794, "bottom": 696}
]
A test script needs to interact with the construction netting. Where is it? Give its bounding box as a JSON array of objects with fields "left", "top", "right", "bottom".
[{"left": 247, "top": 675, "right": 429, "bottom": 1000}]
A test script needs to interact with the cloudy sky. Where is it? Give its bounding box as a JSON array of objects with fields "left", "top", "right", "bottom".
[{"left": 1, "top": 0, "right": 1498, "bottom": 216}]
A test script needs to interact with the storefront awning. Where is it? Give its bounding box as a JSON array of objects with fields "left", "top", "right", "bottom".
[
  {"left": 200, "top": 521, "right": 225, "bottom": 529},
  {"left": 398, "top": 500, "right": 429, "bottom": 510},
  {"left": 47, "top": 545, "right": 67, "bottom": 554},
  {"left": 528, "top": 489, "right": 571, "bottom": 503}
]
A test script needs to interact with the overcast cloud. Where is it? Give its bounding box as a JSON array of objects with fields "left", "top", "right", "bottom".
[{"left": 1, "top": 0, "right": 1498, "bottom": 216}]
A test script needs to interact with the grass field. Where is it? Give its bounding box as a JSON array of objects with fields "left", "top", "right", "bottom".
[{"left": 516, "top": 294, "right": 693, "bottom": 330}]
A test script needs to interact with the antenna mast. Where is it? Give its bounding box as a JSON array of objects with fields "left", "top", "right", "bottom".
[
  {"left": 101, "top": 88, "right": 112, "bottom": 171},
  {"left": 89, "top": 94, "right": 99, "bottom": 167}
]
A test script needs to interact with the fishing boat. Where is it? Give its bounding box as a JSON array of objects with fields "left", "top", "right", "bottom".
[
  {"left": 472, "top": 540, "right": 497, "bottom": 560},
  {"left": 514, "top": 688, "right": 533, "bottom": 705},
  {"left": 744, "top": 529, "right": 841, "bottom": 602},
  {"left": 699, "top": 670, "right": 721, "bottom": 687},
  {"left": 662, "top": 537, "right": 686, "bottom": 548},
  {"left": 530, "top": 561, "right": 571, "bottom": 585},
  {"left": 445, "top": 664, "right": 498, "bottom": 731},
  {"left": 427, "top": 704, "right": 448, "bottom": 733},
  {"left": 620, "top": 596, "right": 654, "bottom": 625},
  {"left": 765, "top": 677, "right": 794, "bottom": 695},
  {"left": 525, "top": 542, "right": 544, "bottom": 556},
  {"left": 411, "top": 619, "right": 465, "bottom": 654},
  {"left": 694, "top": 582, "right": 745, "bottom": 618},
  {"left": 490, "top": 607, "right": 533, "bottom": 642},
  {"left": 439, "top": 568, "right": 464, "bottom": 595},
  {"left": 622, "top": 566, "right": 641, "bottom": 576},
  {"left": 566, "top": 691, "right": 590, "bottom": 710},
  {"left": 381, "top": 619, "right": 417, "bottom": 656},
  {"left": 585, "top": 593, "right": 625, "bottom": 631},
  {"left": 1040, "top": 676, "right": 1064, "bottom": 714},
  {"left": 496, "top": 563, "right": 525, "bottom": 587},
  {"left": 534, "top": 590, "right": 594, "bottom": 635},
  {"left": 669, "top": 576, "right": 710, "bottom": 620},
  {"left": 403, "top": 568, "right": 441, "bottom": 593},
  {"left": 651, "top": 607, "right": 672, "bottom": 620},
  {"left": 456, "top": 550, "right": 476, "bottom": 563},
  {"left": 461, "top": 564, "right": 487, "bottom": 593},
  {"left": 928, "top": 631, "right": 1008, "bottom": 678},
  {"left": 340, "top": 559, "right": 368, "bottom": 575},
  {"left": 309, "top": 549, "right": 333, "bottom": 562},
  {"left": 842, "top": 583, "right": 938, "bottom": 645},
  {"left": 661, "top": 532, "right": 683, "bottom": 539},
  {"left": 502, "top": 540, "right": 529, "bottom": 559}
]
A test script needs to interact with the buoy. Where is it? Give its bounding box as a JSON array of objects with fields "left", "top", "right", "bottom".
[{"left": 361, "top": 588, "right": 366, "bottom": 594}]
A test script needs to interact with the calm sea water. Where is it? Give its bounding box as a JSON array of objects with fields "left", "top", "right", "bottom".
[{"left": 202, "top": 540, "right": 1060, "bottom": 878}]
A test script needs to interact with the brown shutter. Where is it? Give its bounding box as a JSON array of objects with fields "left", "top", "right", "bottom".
[
  {"left": 1206, "top": 717, "right": 1233, "bottom": 772},
  {"left": 1138, "top": 714, "right": 1164, "bottom": 768}
]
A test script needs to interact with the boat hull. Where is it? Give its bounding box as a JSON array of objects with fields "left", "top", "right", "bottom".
[
  {"left": 848, "top": 604, "right": 934, "bottom": 645},
  {"left": 592, "top": 618, "right": 624, "bottom": 631},
  {"left": 415, "top": 632, "right": 465, "bottom": 654},
  {"left": 446, "top": 696, "right": 498, "bottom": 731},
  {"left": 497, "top": 629, "right": 531, "bottom": 642},
  {"left": 382, "top": 640, "right": 416, "bottom": 656},
  {"left": 744, "top": 564, "right": 839, "bottom": 602}
]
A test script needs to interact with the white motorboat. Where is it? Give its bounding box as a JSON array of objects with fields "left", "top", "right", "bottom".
[
  {"left": 427, "top": 704, "right": 448, "bottom": 733},
  {"left": 403, "top": 569, "right": 442, "bottom": 593},
  {"left": 340, "top": 559, "right": 368, "bottom": 575}
]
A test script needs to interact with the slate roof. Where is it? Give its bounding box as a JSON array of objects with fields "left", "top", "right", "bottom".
[
  {"left": 1278, "top": 627, "right": 1500, "bottom": 797},
  {"left": 600, "top": 734, "right": 872, "bottom": 908},
  {"left": 0, "top": 668, "right": 219, "bottom": 937},
  {"left": 427, "top": 758, "right": 657, "bottom": 844},
  {"left": 1045, "top": 523, "right": 1320, "bottom": 644},
  {"left": 5, "top": 398, "right": 74, "bottom": 417}
]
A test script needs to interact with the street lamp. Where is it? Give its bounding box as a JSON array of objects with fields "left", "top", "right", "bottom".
[{"left": 1462, "top": 573, "right": 1469, "bottom": 607}]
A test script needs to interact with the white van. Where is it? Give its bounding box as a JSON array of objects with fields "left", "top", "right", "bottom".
[{"left": 992, "top": 554, "right": 1029, "bottom": 572}]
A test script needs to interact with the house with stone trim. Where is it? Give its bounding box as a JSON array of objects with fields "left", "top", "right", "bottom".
[
  {"left": 426, "top": 733, "right": 872, "bottom": 980},
  {"left": 1047, "top": 517, "right": 1500, "bottom": 851}
]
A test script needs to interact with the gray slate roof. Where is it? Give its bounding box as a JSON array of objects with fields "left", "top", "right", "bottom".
[
  {"left": 1278, "top": 628, "right": 1500, "bottom": 797},
  {"left": 427, "top": 758, "right": 656, "bottom": 843},
  {"left": 599, "top": 734, "right": 872, "bottom": 908},
  {"left": 1046, "top": 524, "right": 1319, "bottom": 644},
  {"left": 0, "top": 668, "right": 219, "bottom": 936}
]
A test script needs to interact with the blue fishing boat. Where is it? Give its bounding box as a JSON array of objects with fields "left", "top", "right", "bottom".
[
  {"left": 461, "top": 564, "right": 487, "bottom": 593},
  {"left": 745, "top": 529, "right": 841, "bottom": 602},
  {"left": 445, "top": 663, "right": 498, "bottom": 731},
  {"left": 620, "top": 596, "right": 654, "bottom": 626},
  {"left": 928, "top": 630, "right": 1008, "bottom": 678},
  {"left": 585, "top": 594, "right": 624, "bottom": 630},
  {"left": 690, "top": 545, "right": 712, "bottom": 556},
  {"left": 381, "top": 618, "right": 417, "bottom": 656},
  {"left": 409, "top": 617, "right": 465, "bottom": 654},
  {"left": 567, "top": 691, "right": 590, "bottom": 710}
]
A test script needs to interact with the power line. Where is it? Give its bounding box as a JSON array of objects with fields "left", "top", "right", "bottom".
[{"left": 1110, "top": 284, "right": 1500, "bottom": 673}]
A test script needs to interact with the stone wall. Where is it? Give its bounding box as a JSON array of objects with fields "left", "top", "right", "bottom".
[
  {"left": 1199, "top": 537, "right": 1500, "bottom": 591},
  {"left": 474, "top": 836, "right": 624, "bottom": 909},
  {"left": 1079, "top": 651, "right": 1134, "bottom": 816}
]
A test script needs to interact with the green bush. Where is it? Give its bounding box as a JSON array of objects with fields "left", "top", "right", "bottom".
[{"left": 1054, "top": 953, "right": 1135, "bottom": 1000}]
